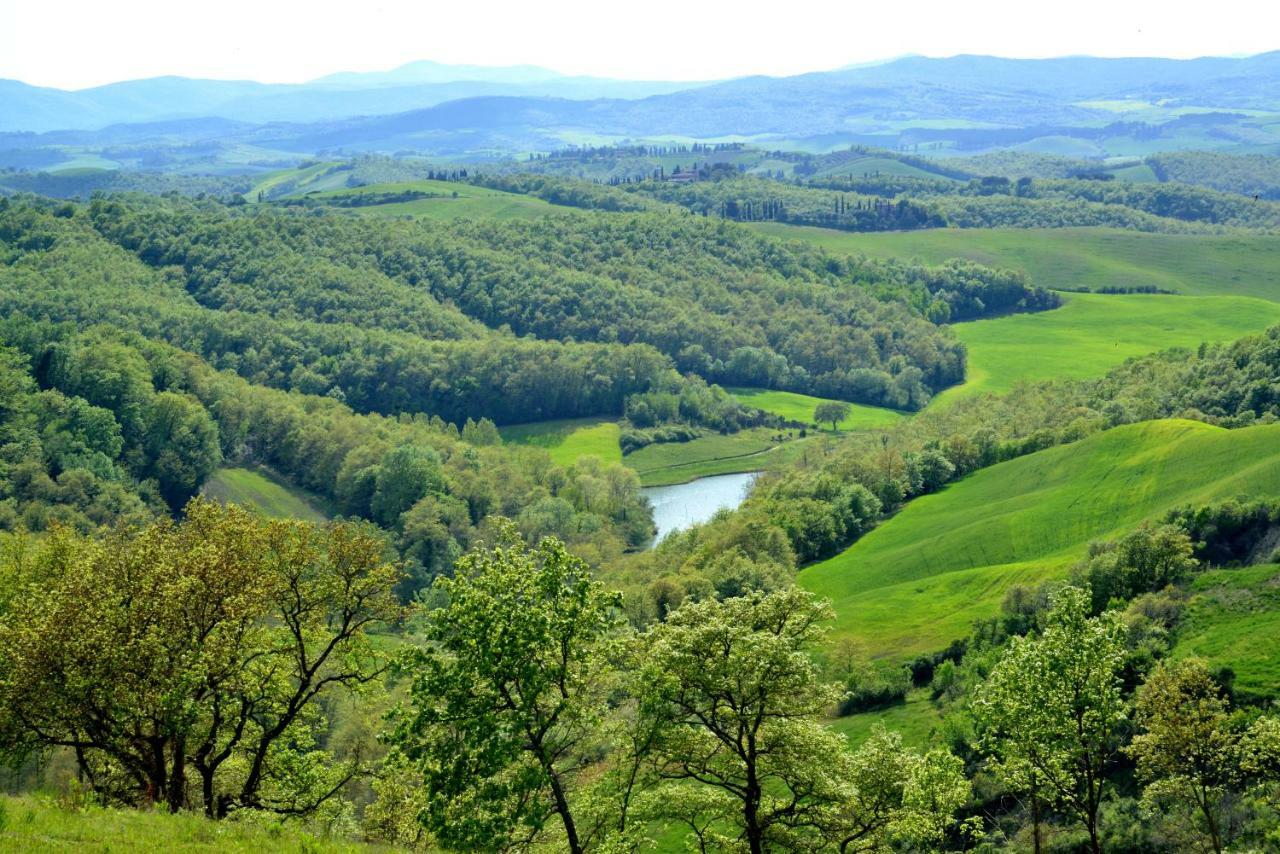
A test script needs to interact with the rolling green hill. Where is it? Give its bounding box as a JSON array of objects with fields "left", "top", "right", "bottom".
[
  {"left": 304, "top": 179, "right": 559, "bottom": 220},
  {"left": 748, "top": 224, "right": 1280, "bottom": 301},
  {"left": 800, "top": 420, "right": 1280, "bottom": 659},
  {"left": 935, "top": 291, "right": 1280, "bottom": 403},
  {"left": 745, "top": 222, "right": 1280, "bottom": 403}
]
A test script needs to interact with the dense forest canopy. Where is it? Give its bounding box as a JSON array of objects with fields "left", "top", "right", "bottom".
[{"left": 1, "top": 195, "right": 1056, "bottom": 415}]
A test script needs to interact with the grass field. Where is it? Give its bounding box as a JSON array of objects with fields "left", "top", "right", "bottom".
[
  {"left": 826, "top": 689, "right": 944, "bottom": 750},
  {"left": 728, "top": 387, "right": 906, "bottom": 431},
  {"left": 749, "top": 224, "right": 1280, "bottom": 302},
  {"left": 499, "top": 418, "right": 623, "bottom": 467},
  {"left": 811, "top": 155, "right": 957, "bottom": 181},
  {"left": 933, "top": 291, "right": 1280, "bottom": 403},
  {"left": 1173, "top": 564, "right": 1280, "bottom": 700},
  {"left": 200, "top": 467, "right": 328, "bottom": 522},
  {"left": 0, "top": 794, "right": 390, "bottom": 853},
  {"left": 800, "top": 419, "right": 1280, "bottom": 659},
  {"left": 245, "top": 161, "right": 343, "bottom": 201},
  {"left": 305, "top": 179, "right": 557, "bottom": 221},
  {"left": 625, "top": 428, "right": 812, "bottom": 486}
]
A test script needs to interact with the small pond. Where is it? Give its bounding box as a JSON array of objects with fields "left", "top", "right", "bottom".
[{"left": 642, "top": 471, "right": 760, "bottom": 545}]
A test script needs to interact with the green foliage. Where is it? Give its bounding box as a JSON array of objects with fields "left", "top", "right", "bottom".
[
  {"left": 814, "top": 400, "right": 852, "bottom": 431},
  {"left": 9, "top": 194, "right": 1010, "bottom": 412},
  {"left": 974, "top": 586, "right": 1128, "bottom": 853},
  {"left": 1079, "top": 522, "right": 1199, "bottom": 614},
  {"left": 0, "top": 499, "right": 403, "bottom": 817},
  {"left": 1130, "top": 659, "right": 1241, "bottom": 852},
  {"left": 632, "top": 587, "right": 969, "bottom": 851},
  {"left": 1149, "top": 151, "right": 1280, "bottom": 200},
  {"left": 391, "top": 525, "right": 622, "bottom": 853}
]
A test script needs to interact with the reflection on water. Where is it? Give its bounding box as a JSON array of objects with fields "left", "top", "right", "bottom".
[{"left": 642, "top": 471, "right": 760, "bottom": 545}]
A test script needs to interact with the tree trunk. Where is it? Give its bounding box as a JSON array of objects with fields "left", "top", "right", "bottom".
[
  {"left": 545, "top": 766, "right": 582, "bottom": 854},
  {"left": 744, "top": 775, "right": 763, "bottom": 854},
  {"left": 1200, "top": 794, "right": 1222, "bottom": 854},
  {"left": 167, "top": 738, "right": 186, "bottom": 813},
  {"left": 201, "top": 769, "right": 214, "bottom": 817},
  {"left": 1031, "top": 787, "right": 1043, "bottom": 854}
]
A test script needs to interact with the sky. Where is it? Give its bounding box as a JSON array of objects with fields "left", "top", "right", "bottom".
[{"left": 1, "top": 0, "right": 1276, "bottom": 90}]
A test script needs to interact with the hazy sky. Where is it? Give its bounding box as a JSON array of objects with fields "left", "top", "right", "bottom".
[{"left": 2, "top": 0, "right": 1276, "bottom": 90}]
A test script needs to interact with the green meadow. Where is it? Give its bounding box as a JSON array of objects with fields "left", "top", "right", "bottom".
[
  {"left": 200, "top": 467, "right": 328, "bottom": 522},
  {"left": 0, "top": 794, "right": 391, "bottom": 853},
  {"left": 306, "top": 179, "right": 557, "bottom": 221},
  {"left": 245, "top": 161, "right": 344, "bottom": 200},
  {"left": 1174, "top": 564, "right": 1280, "bottom": 700},
  {"left": 498, "top": 417, "right": 623, "bottom": 467},
  {"left": 935, "top": 290, "right": 1280, "bottom": 403},
  {"left": 749, "top": 224, "right": 1280, "bottom": 301},
  {"left": 826, "top": 689, "right": 943, "bottom": 750},
  {"left": 728, "top": 387, "right": 907, "bottom": 431},
  {"left": 625, "top": 427, "right": 804, "bottom": 486},
  {"left": 801, "top": 419, "right": 1280, "bottom": 659}
]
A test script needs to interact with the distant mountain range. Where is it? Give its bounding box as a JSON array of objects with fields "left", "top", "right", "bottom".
[
  {"left": 2, "top": 52, "right": 1278, "bottom": 163},
  {"left": 0, "top": 61, "right": 711, "bottom": 132}
]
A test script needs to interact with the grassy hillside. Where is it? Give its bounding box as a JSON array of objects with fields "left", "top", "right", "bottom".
[
  {"left": 728, "top": 387, "right": 906, "bottom": 431},
  {"left": 245, "top": 161, "right": 344, "bottom": 200},
  {"left": 301, "top": 179, "right": 558, "bottom": 220},
  {"left": 499, "top": 417, "right": 623, "bottom": 467},
  {"left": 0, "top": 795, "right": 389, "bottom": 853},
  {"left": 801, "top": 420, "right": 1280, "bottom": 659},
  {"left": 1173, "top": 563, "right": 1280, "bottom": 700},
  {"left": 748, "top": 224, "right": 1280, "bottom": 301},
  {"left": 200, "top": 467, "right": 328, "bottom": 522},
  {"left": 936, "top": 291, "right": 1280, "bottom": 402},
  {"left": 626, "top": 428, "right": 805, "bottom": 487}
]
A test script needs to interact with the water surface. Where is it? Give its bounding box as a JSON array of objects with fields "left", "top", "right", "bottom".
[{"left": 642, "top": 471, "right": 759, "bottom": 545}]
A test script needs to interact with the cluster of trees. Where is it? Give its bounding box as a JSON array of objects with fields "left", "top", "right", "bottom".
[
  {"left": 0, "top": 500, "right": 403, "bottom": 819},
  {"left": 471, "top": 173, "right": 662, "bottom": 212},
  {"left": 10, "top": 500, "right": 1280, "bottom": 851},
  {"left": 1148, "top": 151, "right": 1280, "bottom": 200},
  {"left": 619, "top": 152, "right": 1280, "bottom": 234},
  {"left": 2, "top": 195, "right": 1045, "bottom": 412},
  {"left": 0, "top": 331, "right": 221, "bottom": 532},
  {"left": 627, "top": 175, "right": 946, "bottom": 231},
  {"left": 0, "top": 317, "right": 657, "bottom": 599},
  {"left": 918, "top": 508, "right": 1280, "bottom": 852}
]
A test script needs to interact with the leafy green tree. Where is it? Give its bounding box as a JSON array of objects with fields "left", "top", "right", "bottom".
[
  {"left": 634, "top": 588, "right": 846, "bottom": 852},
  {"left": 0, "top": 499, "right": 402, "bottom": 817},
  {"left": 391, "top": 524, "right": 623, "bottom": 853},
  {"left": 141, "top": 391, "right": 222, "bottom": 508},
  {"left": 1129, "top": 658, "right": 1240, "bottom": 853},
  {"left": 1081, "top": 522, "right": 1198, "bottom": 613},
  {"left": 371, "top": 445, "right": 444, "bottom": 528},
  {"left": 814, "top": 400, "right": 852, "bottom": 430},
  {"left": 820, "top": 726, "right": 971, "bottom": 852},
  {"left": 974, "top": 586, "right": 1127, "bottom": 854}
]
